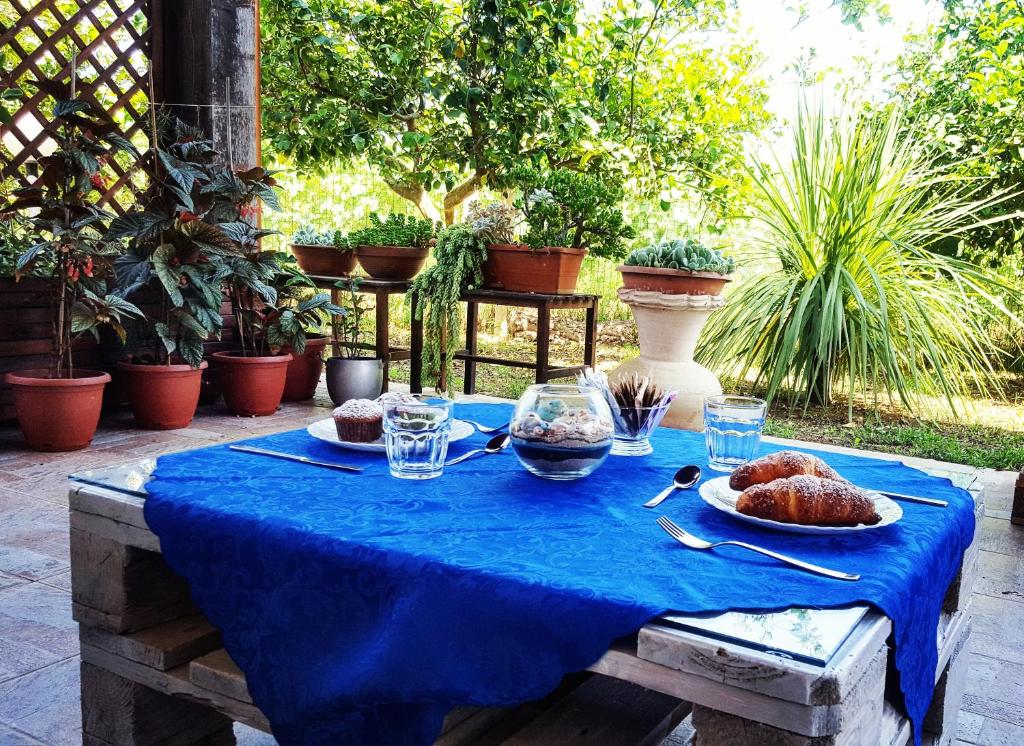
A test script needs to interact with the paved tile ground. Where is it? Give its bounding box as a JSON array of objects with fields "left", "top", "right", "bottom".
[{"left": 0, "top": 386, "right": 1020, "bottom": 745}]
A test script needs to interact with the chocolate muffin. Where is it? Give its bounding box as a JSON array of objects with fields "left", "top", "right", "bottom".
[{"left": 333, "top": 399, "right": 383, "bottom": 442}]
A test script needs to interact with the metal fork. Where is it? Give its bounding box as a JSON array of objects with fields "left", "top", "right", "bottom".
[
  {"left": 461, "top": 419, "right": 509, "bottom": 435},
  {"left": 655, "top": 516, "right": 860, "bottom": 582}
]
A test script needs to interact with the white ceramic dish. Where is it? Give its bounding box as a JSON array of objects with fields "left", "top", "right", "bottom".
[
  {"left": 698, "top": 476, "right": 902, "bottom": 535},
  {"left": 306, "top": 418, "right": 475, "bottom": 453}
]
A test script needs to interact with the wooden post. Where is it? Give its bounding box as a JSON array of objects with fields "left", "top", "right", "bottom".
[
  {"left": 535, "top": 304, "right": 551, "bottom": 384},
  {"left": 1013, "top": 469, "right": 1023, "bottom": 526},
  {"left": 584, "top": 300, "right": 598, "bottom": 370},
  {"left": 410, "top": 289, "right": 424, "bottom": 394},
  {"left": 155, "top": 0, "right": 260, "bottom": 168},
  {"left": 374, "top": 289, "right": 390, "bottom": 392},
  {"left": 464, "top": 300, "right": 479, "bottom": 395}
]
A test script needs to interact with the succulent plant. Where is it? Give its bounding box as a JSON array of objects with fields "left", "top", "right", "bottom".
[
  {"left": 292, "top": 225, "right": 336, "bottom": 246},
  {"left": 465, "top": 201, "right": 522, "bottom": 244},
  {"left": 624, "top": 239, "right": 735, "bottom": 275},
  {"left": 347, "top": 213, "right": 436, "bottom": 248}
]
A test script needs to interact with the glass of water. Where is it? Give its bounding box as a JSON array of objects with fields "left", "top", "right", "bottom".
[
  {"left": 382, "top": 395, "right": 454, "bottom": 480},
  {"left": 704, "top": 395, "right": 767, "bottom": 472}
]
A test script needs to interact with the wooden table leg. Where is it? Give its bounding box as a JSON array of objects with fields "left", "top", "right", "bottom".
[
  {"left": 584, "top": 300, "right": 598, "bottom": 370},
  {"left": 1013, "top": 469, "right": 1024, "bottom": 526},
  {"left": 535, "top": 304, "right": 551, "bottom": 384},
  {"left": 410, "top": 290, "right": 423, "bottom": 394},
  {"left": 375, "top": 289, "right": 390, "bottom": 393},
  {"left": 464, "top": 300, "right": 479, "bottom": 395},
  {"left": 330, "top": 285, "right": 342, "bottom": 358}
]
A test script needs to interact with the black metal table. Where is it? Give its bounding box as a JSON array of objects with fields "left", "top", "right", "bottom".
[
  {"left": 456, "top": 288, "right": 599, "bottom": 395},
  {"left": 307, "top": 275, "right": 423, "bottom": 394}
]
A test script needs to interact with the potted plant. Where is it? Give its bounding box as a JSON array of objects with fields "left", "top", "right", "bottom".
[
  {"left": 410, "top": 225, "right": 489, "bottom": 392},
  {"left": 275, "top": 255, "right": 346, "bottom": 401},
  {"left": 2, "top": 95, "right": 143, "bottom": 451},
  {"left": 110, "top": 118, "right": 233, "bottom": 429},
  {"left": 618, "top": 239, "right": 735, "bottom": 295},
  {"left": 290, "top": 225, "right": 356, "bottom": 277},
  {"left": 214, "top": 168, "right": 295, "bottom": 416},
  {"left": 610, "top": 239, "right": 736, "bottom": 431},
  {"left": 325, "top": 277, "right": 384, "bottom": 404},
  {"left": 348, "top": 213, "right": 435, "bottom": 281},
  {"left": 482, "top": 166, "right": 634, "bottom": 294}
]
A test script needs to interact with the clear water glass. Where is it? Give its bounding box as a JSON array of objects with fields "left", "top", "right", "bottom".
[
  {"left": 383, "top": 395, "right": 454, "bottom": 480},
  {"left": 704, "top": 395, "right": 767, "bottom": 472}
]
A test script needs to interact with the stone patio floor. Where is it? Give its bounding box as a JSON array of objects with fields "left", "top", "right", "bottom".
[{"left": 0, "top": 387, "right": 1021, "bottom": 745}]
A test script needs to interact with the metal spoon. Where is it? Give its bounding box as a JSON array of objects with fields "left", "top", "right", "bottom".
[
  {"left": 445, "top": 433, "right": 511, "bottom": 466},
  {"left": 644, "top": 465, "right": 702, "bottom": 508}
]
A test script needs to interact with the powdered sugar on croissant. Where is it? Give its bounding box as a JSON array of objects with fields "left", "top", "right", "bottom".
[
  {"left": 729, "top": 450, "right": 845, "bottom": 491},
  {"left": 736, "top": 475, "right": 880, "bottom": 527}
]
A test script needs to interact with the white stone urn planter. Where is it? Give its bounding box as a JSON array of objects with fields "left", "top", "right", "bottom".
[{"left": 610, "top": 288, "right": 725, "bottom": 431}]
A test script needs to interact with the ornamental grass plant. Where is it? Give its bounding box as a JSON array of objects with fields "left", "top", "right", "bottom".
[{"left": 698, "top": 102, "right": 1022, "bottom": 417}]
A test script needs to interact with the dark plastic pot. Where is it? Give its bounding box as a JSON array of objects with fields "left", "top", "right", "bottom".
[
  {"left": 4, "top": 369, "right": 111, "bottom": 451},
  {"left": 291, "top": 244, "right": 357, "bottom": 277},
  {"left": 482, "top": 244, "right": 587, "bottom": 294},
  {"left": 117, "top": 361, "right": 207, "bottom": 430},
  {"left": 617, "top": 265, "right": 732, "bottom": 295},
  {"left": 354, "top": 245, "right": 429, "bottom": 281},
  {"left": 212, "top": 351, "right": 293, "bottom": 416},
  {"left": 325, "top": 356, "right": 384, "bottom": 405},
  {"left": 282, "top": 335, "right": 329, "bottom": 402}
]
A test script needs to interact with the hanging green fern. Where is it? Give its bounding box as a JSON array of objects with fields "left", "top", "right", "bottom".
[{"left": 410, "top": 225, "right": 488, "bottom": 393}]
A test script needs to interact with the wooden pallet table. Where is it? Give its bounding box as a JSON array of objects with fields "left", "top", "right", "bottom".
[
  {"left": 307, "top": 275, "right": 423, "bottom": 394},
  {"left": 68, "top": 464, "right": 983, "bottom": 745},
  {"left": 456, "top": 289, "right": 599, "bottom": 395}
]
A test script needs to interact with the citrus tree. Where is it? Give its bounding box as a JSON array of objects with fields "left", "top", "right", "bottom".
[
  {"left": 260, "top": 0, "right": 771, "bottom": 225},
  {"left": 893, "top": 0, "right": 1024, "bottom": 265}
]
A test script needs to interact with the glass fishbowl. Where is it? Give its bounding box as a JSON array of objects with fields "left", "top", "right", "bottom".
[{"left": 510, "top": 384, "right": 614, "bottom": 480}]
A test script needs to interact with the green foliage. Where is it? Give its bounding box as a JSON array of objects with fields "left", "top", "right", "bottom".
[
  {"left": 893, "top": 0, "right": 1024, "bottom": 264},
  {"left": 410, "top": 225, "right": 488, "bottom": 391},
  {"left": 2, "top": 91, "right": 143, "bottom": 376},
  {"left": 465, "top": 201, "right": 521, "bottom": 244},
  {"left": 698, "top": 102, "right": 1021, "bottom": 416},
  {"left": 332, "top": 276, "right": 368, "bottom": 358},
  {"left": 507, "top": 166, "right": 634, "bottom": 259},
  {"left": 625, "top": 239, "right": 734, "bottom": 274},
  {"left": 111, "top": 118, "right": 238, "bottom": 368},
  {"left": 264, "top": 256, "right": 345, "bottom": 355},
  {"left": 291, "top": 225, "right": 336, "bottom": 246},
  {"left": 260, "top": 0, "right": 771, "bottom": 225},
  {"left": 346, "top": 212, "right": 436, "bottom": 248}
]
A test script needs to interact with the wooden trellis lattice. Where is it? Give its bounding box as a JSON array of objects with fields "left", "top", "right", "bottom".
[{"left": 0, "top": 0, "right": 155, "bottom": 213}]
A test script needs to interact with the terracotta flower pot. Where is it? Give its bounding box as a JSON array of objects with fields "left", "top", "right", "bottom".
[
  {"left": 4, "top": 369, "right": 112, "bottom": 451},
  {"left": 617, "top": 265, "right": 732, "bottom": 295},
  {"left": 355, "top": 245, "right": 429, "bottom": 281},
  {"left": 212, "top": 351, "right": 293, "bottom": 416},
  {"left": 291, "top": 244, "right": 357, "bottom": 277},
  {"left": 482, "top": 244, "right": 587, "bottom": 294},
  {"left": 117, "top": 360, "right": 208, "bottom": 430},
  {"left": 282, "top": 335, "right": 329, "bottom": 402}
]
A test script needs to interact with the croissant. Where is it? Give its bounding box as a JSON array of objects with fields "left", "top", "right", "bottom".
[
  {"left": 736, "top": 475, "right": 880, "bottom": 527},
  {"left": 729, "top": 450, "right": 844, "bottom": 491}
]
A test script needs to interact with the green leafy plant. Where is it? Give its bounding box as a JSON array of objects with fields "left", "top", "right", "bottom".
[
  {"left": 465, "top": 201, "right": 521, "bottom": 244},
  {"left": 332, "top": 276, "right": 369, "bottom": 358},
  {"left": 291, "top": 225, "right": 337, "bottom": 246},
  {"left": 110, "top": 118, "right": 236, "bottom": 367},
  {"left": 262, "top": 254, "right": 345, "bottom": 355},
  {"left": 410, "top": 225, "right": 488, "bottom": 391},
  {"left": 698, "top": 102, "right": 1022, "bottom": 416},
  {"left": 508, "top": 166, "right": 635, "bottom": 259},
  {"left": 347, "top": 212, "right": 435, "bottom": 248},
  {"left": 625, "top": 239, "right": 735, "bottom": 275},
  {"left": 2, "top": 93, "right": 143, "bottom": 376}
]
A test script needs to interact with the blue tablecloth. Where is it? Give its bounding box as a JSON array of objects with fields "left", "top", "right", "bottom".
[{"left": 144, "top": 403, "right": 975, "bottom": 745}]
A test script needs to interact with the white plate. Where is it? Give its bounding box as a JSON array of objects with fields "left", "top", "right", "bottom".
[
  {"left": 698, "top": 476, "right": 902, "bottom": 535},
  {"left": 306, "top": 418, "right": 475, "bottom": 453}
]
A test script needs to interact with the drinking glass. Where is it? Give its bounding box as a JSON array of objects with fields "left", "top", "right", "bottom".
[
  {"left": 382, "top": 395, "right": 454, "bottom": 479},
  {"left": 610, "top": 401, "right": 673, "bottom": 456},
  {"left": 703, "top": 395, "right": 767, "bottom": 472}
]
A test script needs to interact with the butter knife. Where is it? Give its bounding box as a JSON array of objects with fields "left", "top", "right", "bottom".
[
  {"left": 229, "top": 445, "right": 363, "bottom": 473},
  {"left": 877, "top": 490, "right": 948, "bottom": 508}
]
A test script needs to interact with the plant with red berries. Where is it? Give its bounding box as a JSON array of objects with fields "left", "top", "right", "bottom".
[{"left": 2, "top": 89, "right": 142, "bottom": 377}]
